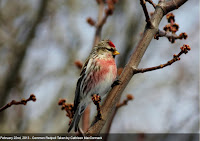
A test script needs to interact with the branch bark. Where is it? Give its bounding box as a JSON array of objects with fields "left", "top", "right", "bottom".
[{"left": 86, "top": 0, "right": 188, "bottom": 134}]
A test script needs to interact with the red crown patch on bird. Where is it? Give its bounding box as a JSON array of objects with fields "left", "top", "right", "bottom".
[{"left": 108, "top": 41, "right": 115, "bottom": 48}]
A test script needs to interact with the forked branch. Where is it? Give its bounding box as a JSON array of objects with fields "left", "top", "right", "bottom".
[
  {"left": 86, "top": 0, "right": 118, "bottom": 47},
  {"left": 154, "top": 13, "right": 188, "bottom": 43},
  {"left": 146, "top": 0, "right": 156, "bottom": 9},
  {"left": 86, "top": 0, "right": 188, "bottom": 135}
]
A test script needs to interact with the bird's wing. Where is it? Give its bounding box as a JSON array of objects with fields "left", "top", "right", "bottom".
[{"left": 73, "top": 57, "right": 91, "bottom": 111}]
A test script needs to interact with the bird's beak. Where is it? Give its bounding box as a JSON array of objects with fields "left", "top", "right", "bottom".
[{"left": 113, "top": 50, "right": 120, "bottom": 55}]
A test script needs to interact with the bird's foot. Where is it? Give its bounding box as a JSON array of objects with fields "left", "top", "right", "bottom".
[
  {"left": 111, "top": 79, "right": 121, "bottom": 88},
  {"left": 91, "top": 94, "right": 102, "bottom": 123}
]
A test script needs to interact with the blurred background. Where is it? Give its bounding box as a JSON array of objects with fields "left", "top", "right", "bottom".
[{"left": 0, "top": 0, "right": 199, "bottom": 134}]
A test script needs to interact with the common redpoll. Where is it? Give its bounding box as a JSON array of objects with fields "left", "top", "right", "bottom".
[{"left": 68, "top": 39, "right": 120, "bottom": 132}]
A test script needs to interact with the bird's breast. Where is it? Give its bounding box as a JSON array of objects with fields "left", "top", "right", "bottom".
[{"left": 97, "top": 58, "right": 117, "bottom": 82}]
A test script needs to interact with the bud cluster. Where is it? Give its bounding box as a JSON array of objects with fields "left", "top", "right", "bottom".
[
  {"left": 155, "top": 13, "right": 188, "bottom": 43},
  {"left": 58, "top": 98, "right": 74, "bottom": 124}
]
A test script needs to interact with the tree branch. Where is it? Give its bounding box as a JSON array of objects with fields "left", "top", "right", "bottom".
[
  {"left": 0, "top": 94, "right": 36, "bottom": 112},
  {"left": 105, "top": 94, "right": 134, "bottom": 135},
  {"left": 93, "top": 0, "right": 105, "bottom": 46},
  {"left": 140, "top": 0, "right": 152, "bottom": 27},
  {"left": 154, "top": 13, "right": 188, "bottom": 43},
  {"left": 146, "top": 0, "right": 156, "bottom": 9},
  {"left": 160, "top": 0, "right": 188, "bottom": 15},
  {"left": 154, "top": 30, "right": 187, "bottom": 43},
  {"left": 92, "top": 0, "right": 117, "bottom": 47},
  {"left": 134, "top": 44, "right": 191, "bottom": 74},
  {"left": 86, "top": 0, "right": 188, "bottom": 135}
]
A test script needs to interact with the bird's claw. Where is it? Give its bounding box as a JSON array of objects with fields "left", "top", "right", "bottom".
[{"left": 111, "top": 79, "right": 121, "bottom": 88}]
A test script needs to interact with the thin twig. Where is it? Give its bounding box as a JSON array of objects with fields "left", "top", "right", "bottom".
[
  {"left": 105, "top": 95, "right": 134, "bottom": 135},
  {"left": 116, "top": 94, "right": 134, "bottom": 108},
  {"left": 133, "top": 44, "right": 191, "bottom": 74},
  {"left": 154, "top": 13, "right": 187, "bottom": 43},
  {"left": 93, "top": 0, "right": 117, "bottom": 47},
  {"left": 140, "top": 0, "right": 152, "bottom": 27},
  {"left": 146, "top": 0, "right": 156, "bottom": 9},
  {"left": 93, "top": 0, "right": 105, "bottom": 47},
  {"left": 0, "top": 94, "right": 36, "bottom": 112},
  {"left": 154, "top": 30, "right": 187, "bottom": 43},
  {"left": 97, "top": 0, "right": 104, "bottom": 24},
  {"left": 74, "top": 60, "right": 83, "bottom": 70}
]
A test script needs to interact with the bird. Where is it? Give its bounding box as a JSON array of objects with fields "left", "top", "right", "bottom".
[{"left": 68, "top": 39, "right": 120, "bottom": 132}]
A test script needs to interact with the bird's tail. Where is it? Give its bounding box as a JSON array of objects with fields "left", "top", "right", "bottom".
[{"left": 68, "top": 104, "right": 86, "bottom": 132}]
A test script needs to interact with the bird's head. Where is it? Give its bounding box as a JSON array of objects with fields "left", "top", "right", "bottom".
[{"left": 94, "top": 39, "right": 120, "bottom": 57}]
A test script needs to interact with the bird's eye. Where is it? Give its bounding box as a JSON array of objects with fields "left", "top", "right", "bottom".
[{"left": 107, "top": 48, "right": 114, "bottom": 52}]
